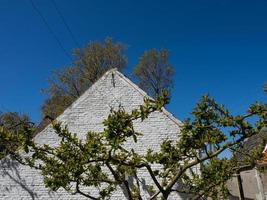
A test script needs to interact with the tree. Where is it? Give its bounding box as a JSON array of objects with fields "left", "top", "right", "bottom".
[
  {"left": 134, "top": 49, "right": 175, "bottom": 98},
  {"left": 4, "top": 92, "right": 266, "bottom": 200},
  {"left": 0, "top": 112, "right": 34, "bottom": 159},
  {"left": 42, "top": 38, "right": 127, "bottom": 118}
]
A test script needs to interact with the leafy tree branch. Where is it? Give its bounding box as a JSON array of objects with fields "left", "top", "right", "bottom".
[{"left": 1, "top": 92, "right": 266, "bottom": 199}]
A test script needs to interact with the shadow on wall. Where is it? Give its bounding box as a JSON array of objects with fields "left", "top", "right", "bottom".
[
  {"left": 119, "top": 176, "right": 157, "bottom": 198},
  {"left": 121, "top": 175, "right": 195, "bottom": 199},
  {"left": 0, "top": 158, "right": 37, "bottom": 200}
]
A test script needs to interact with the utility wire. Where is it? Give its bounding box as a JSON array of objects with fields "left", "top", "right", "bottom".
[
  {"left": 29, "top": 0, "right": 72, "bottom": 61},
  {"left": 30, "top": 0, "right": 122, "bottom": 110},
  {"left": 50, "top": 0, "right": 80, "bottom": 47}
]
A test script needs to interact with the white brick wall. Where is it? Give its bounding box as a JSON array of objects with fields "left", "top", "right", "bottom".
[{"left": 0, "top": 69, "right": 189, "bottom": 200}]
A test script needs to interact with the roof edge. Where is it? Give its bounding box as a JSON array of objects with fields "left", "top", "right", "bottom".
[
  {"left": 113, "top": 70, "right": 183, "bottom": 127},
  {"left": 34, "top": 69, "right": 116, "bottom": 137},
  {"left": 35, "top": 68, "right": 183, "bottom": 138}
]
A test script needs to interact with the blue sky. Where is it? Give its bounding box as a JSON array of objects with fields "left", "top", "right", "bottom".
[{"left": 0, "top": 0, "right": 266, "bottom": 124}]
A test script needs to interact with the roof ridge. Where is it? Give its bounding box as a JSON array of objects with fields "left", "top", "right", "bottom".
[
  {"left": 34, "top": 69, "right": 116, "bottom": 137},
  {"left": 113, "top": 70, "right": 183, "bottom": 127},
  {"left": 56, "top": 69, "right": 114, "bottom": 119},
  {"left": 35, "top": 68, "right": 183, "bottom": 138}
]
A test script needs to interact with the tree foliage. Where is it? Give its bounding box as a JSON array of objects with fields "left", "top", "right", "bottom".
[
  {"left": 134, "top": 49, "right": 175, "bottom": 98},
  {"left": 3, "top": 93, "right": 267, "bottom": 200},
  {"left": 0, "top": 112, "right": 34, "bottom": 159},
  {"left": 42, "top": 38, "right": 127, "bottom": 118},
  {"left": 42, "top": 43, "right": 176, "bottom": 119}
]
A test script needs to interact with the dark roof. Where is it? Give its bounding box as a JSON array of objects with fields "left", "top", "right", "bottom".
[
  {"left": 243, "top": 128, "right": 267, "bottom": 151},
  {"left": 237, "top": 128, "right": 267, "bottom": 161}
]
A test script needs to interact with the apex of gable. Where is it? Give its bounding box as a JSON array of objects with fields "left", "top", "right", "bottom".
[{"left": 35, "top": 68, "right": 182, "bottom": 137}]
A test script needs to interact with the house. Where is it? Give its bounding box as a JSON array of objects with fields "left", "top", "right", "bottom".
[
  {"left": 0, "top": 69, "right": 191, "bottom": 199},
  {"left": 227, "top": 128, "right": 267, "bottom": 200}
]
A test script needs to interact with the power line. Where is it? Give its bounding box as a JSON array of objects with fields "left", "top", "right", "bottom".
[
  {"left": 29, "top": 0, "right": 72, "bottom": 60},
  {"left": 50, "top": 0, "right": 80, "bottom": 47},
  {"left": 30, "top": 1, "right": 122, "bottom": 110}
]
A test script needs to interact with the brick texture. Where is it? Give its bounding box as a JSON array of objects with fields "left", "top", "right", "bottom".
[{"left": 0, "top": 69, "right": 189, "bottom": 200}]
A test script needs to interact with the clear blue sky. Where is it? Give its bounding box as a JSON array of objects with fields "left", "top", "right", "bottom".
[{"left": 0, "top": 0, "right": 266, "bottom": 124}]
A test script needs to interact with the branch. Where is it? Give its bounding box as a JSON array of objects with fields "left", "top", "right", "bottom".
[
  {"left": 133, "top": 172, "right": 143, "bottom": 200},
  {"left": 145, "top": 164, "right": 164, "bottom": 195},
  {"left": 150, "top": 190, "right": 161, "bottom": 200},
  {"left": 75, "top": 178, "right": 99, "bottom": 200},
  {"left": 150, "top": 135, "right": 253, "bottom": 199},
  {"left": 167, "top": 140, "right": 240, "bottom": 191},
  {"left": 106, "top": 162, "right": 133, "bottom": 200},
  {"left": 189, "top": 182, "right": 218, "bottom": 200}
]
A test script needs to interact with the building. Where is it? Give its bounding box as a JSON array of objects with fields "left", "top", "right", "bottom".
[
  {"left": 0, "top": 69, "right": 191, "bottom": 199},
  {"left": 228, "top": 129, "right": 267, "bottom": 200}
]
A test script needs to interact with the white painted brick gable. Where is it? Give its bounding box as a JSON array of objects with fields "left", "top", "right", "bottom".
[{"left": 0, "top": 69, "right": 189, "bottom": 200}]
